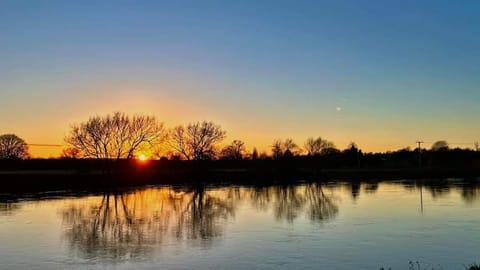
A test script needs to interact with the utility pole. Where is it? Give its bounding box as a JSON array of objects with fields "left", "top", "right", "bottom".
[
  {"left": 416, "top": 141, "right": 424, "bottom": 168},
  {"left": 475, "top": 141, "right": 479, "bottom": 152}
]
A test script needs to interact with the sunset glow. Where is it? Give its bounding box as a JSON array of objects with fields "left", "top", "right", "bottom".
[
  {"left": 1, "top": 1, "right": 479, "bottom": 158},
  {"left": 138, "top": 154, "right": 147, "bottom": 162}
]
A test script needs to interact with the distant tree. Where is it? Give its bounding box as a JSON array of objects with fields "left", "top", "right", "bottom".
[
  {"left": 169, "top": 121, "right": 226, "bottom": 160},
  {"left": 251, "top": 148, "right": 259, "bottom": 160},
  {"left": 304, "top": 137, "right": 336, "bottom": 156},
  {"left": 271, "top": 140, "right": 284, "bottom": 160},
  {"left": 166, "top": 151, "right": 183, "bottom": 160},
  {"left": 322, "top": 146, "right": 340, "bottom": 155},
  {"left": 431, "top": 140, "right": 449, "bottom": 151},
  {"left": 0, "top": 134, "right": 29, "bottom": 159},
  {"left": 259, "top": 151, "right": 269, "bottom": 159},
  {"left": 304, "top": 137, "right": 321, "bottom": 156},
  {"left": 271, "top": 138, "right": 300, "bottom": 159},
  {"left": 61, "top": 147, "right": 81, "bottom": 159},
  {"left": 344, "top": 142, "right": 362, "bottom": 167},
  {"left": 220, "top": 140, "right": 246, "bottom": 160},
  {"left": 283, "top": 138, "right": 299, "bottom": 155},
  {"left": 346, "top": 142, "right": 359, "bottom": 151},
  {"left": 65, "top": 112, "right": 165, "bottom": 159}
]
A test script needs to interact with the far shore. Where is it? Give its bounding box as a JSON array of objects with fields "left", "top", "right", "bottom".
[{"left": 1, "top": 159, "right": 479, "bottom": 193}]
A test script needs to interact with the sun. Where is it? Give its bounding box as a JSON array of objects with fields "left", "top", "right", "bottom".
[{"left": 138, "top": 154, "right": 147, "bottom": 161}]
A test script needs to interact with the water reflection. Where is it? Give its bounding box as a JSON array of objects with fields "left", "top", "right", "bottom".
[
  {"left": 62, "top": 193, "right": 165, "bottom": 260},
  {"left": 460, "top": 181, "right": 480, "bottom": 204},
  {"left": 423, "top": 179, "right": 452, "bottom": 199},
  {"left": 61, "top": 185, "right": 237, "bottom": 261},
  {"left": 171, "top": 185, "right": 237, "bottom": 241},
  {"left": 0, "top": 202, "right": 21, "bottom": 216},
  {"left": 305, "top": 183, "right": 339, "bottom": 222},
  {"left": 349, "top": 182, "right": 361, "bottom": 200},
  {"left": 273, "top": 185, "right": 307, "bottom": 222},
  {"left": 364, "top": 182, "right": 379, "bottom": 194},
  {"left": 256, "top": 184, "right": 339, "bottom": 223},
  {"left": 57, "top": 183, "right": 340, "bottom": 260},
  {"left": 0, "top": 178, "right": 479, "bottom": 264}
]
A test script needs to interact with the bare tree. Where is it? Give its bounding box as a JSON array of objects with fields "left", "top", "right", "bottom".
[
  {"left": 304, "top": 136, "right": 335, "bottom": 156},
  {"left": 220, "top": 140, "right": 246, "bottom": 160},
  {"left": 271, "top": 139, "right": 284, "bottom": 160},
  {"left": 431, "top": 140, "right": 449, "bottom": 151},
  {"left": 283, "top": 138, "right": 299, "bottom": 158},
  {"left": 61, "top": 147, "right": 81, "bottom": 159},
  {"left": 271, "top": 138, "right": 300, "bottom": 159},
  {"left": 0, "top": 134, "right": 29, "bottom": 159},
  {"left": 65, "top": 112, "right": 165, "bottom": 159},
  {"left": 169, "top": 121, "right": 226, "bottom": 160},
  {"left": 283, "top": 138, "right": 298, "bottom": 153}
]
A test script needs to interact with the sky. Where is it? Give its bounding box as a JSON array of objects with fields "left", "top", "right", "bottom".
[{"left": 1, "top": 0, "right": 480, "bottom": 157}]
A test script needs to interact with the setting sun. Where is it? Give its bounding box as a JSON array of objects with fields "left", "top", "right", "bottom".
[{"left": 138, "top": 154, "right": 147, "bottom": 161}]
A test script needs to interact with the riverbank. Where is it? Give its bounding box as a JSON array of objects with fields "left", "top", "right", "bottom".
[{"left": 1, "top": 159, "right": 479, "bottom": 192}]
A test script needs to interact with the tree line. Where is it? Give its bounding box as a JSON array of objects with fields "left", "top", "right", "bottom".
[{"left": 0, "top": 112, "right": 479, "bottom": 167}]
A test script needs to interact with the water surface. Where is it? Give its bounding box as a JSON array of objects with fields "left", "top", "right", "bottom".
[{"left": 1, "top": 179, "right": 479, "bottom": 269}]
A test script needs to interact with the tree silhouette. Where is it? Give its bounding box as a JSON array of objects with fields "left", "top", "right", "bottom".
[
  {"left": 0, "top": 134, "right": 29, "bottom": 159},
  {"left": 271, "top": 138, "right": 300, "bottom": 159},
  {"left": 431, "top": 140, "right": 449, "bottom": 151},
  {"left": 304, "top": 136, "right": 335, "bottom": 156},
  {"left": 283, "top": 138, "right": 299, "bottom": 158},
  {"left": 61, "top": 147, "right": 81, "bottom": 159},
  {"left": 65, "top": 112, "right": 164, "bottom": 159},
  {"left": 251, "top": 147, "right": 259, "bottom": 160},
  {"left": 169, "top": 121, "right": 226, "bottom": 160},
  {"left": 343, "top": 142, "right": 362, "bottom": 167},
  {"left": 271, "top": 140, "right": 284, "bottom": 160},
  {"left": 220, "top": 140, "right": 246, "bottom": 160}
]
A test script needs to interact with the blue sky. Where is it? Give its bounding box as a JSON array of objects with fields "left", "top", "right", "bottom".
[{"left": 1, "top": 0, "right": 480, "bottom": 156}]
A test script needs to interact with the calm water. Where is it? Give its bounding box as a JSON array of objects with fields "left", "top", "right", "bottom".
[{"left": 0, "top": 179, "right": 479, "bottom": 270}]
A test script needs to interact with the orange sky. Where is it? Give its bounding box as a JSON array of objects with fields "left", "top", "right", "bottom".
[
  {"left": 10, "top": 83, "right": 478, "bottom": 158},
  {"left": 2, "top": 2, "right": 480, "bottom": 158}
]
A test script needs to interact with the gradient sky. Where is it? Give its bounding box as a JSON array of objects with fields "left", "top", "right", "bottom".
[{"left": 1, "top": 0, "right": 480, "bottom": 157}]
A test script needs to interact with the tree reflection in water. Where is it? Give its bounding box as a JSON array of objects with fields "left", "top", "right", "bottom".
[
  {"left": 61, "top": 193, "right": 167, "bottom": 261},
  {"left": 461, "top": 181, "right": 480, "bottom": 204},
  {"left": 248, "top": 183, "right": 339, "bottom": 223},
  {"left": 304, "top": 183, "right": 339, "bottom": 222},
  {"left": 273, "top": 185, "right": 306, "bottom": 222},
  {"left": 171, "top": 185, "right": 236, "bottom": 241},
  {"left": 0, "top": 202, "right": 20, "bottom": 216},
  {"left": 405, "top": 179, "right": 480, "bottom": 202},
  {"left": 48, "top": 179, "right": 480, "bottom": 261},
  {"left": 61, "top": 186, "right": 236, "bottom": 261}
]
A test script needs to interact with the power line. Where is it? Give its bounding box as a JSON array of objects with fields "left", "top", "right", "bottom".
[{"left": 27, "top": 144, "right": 63, "bottom": 147}]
